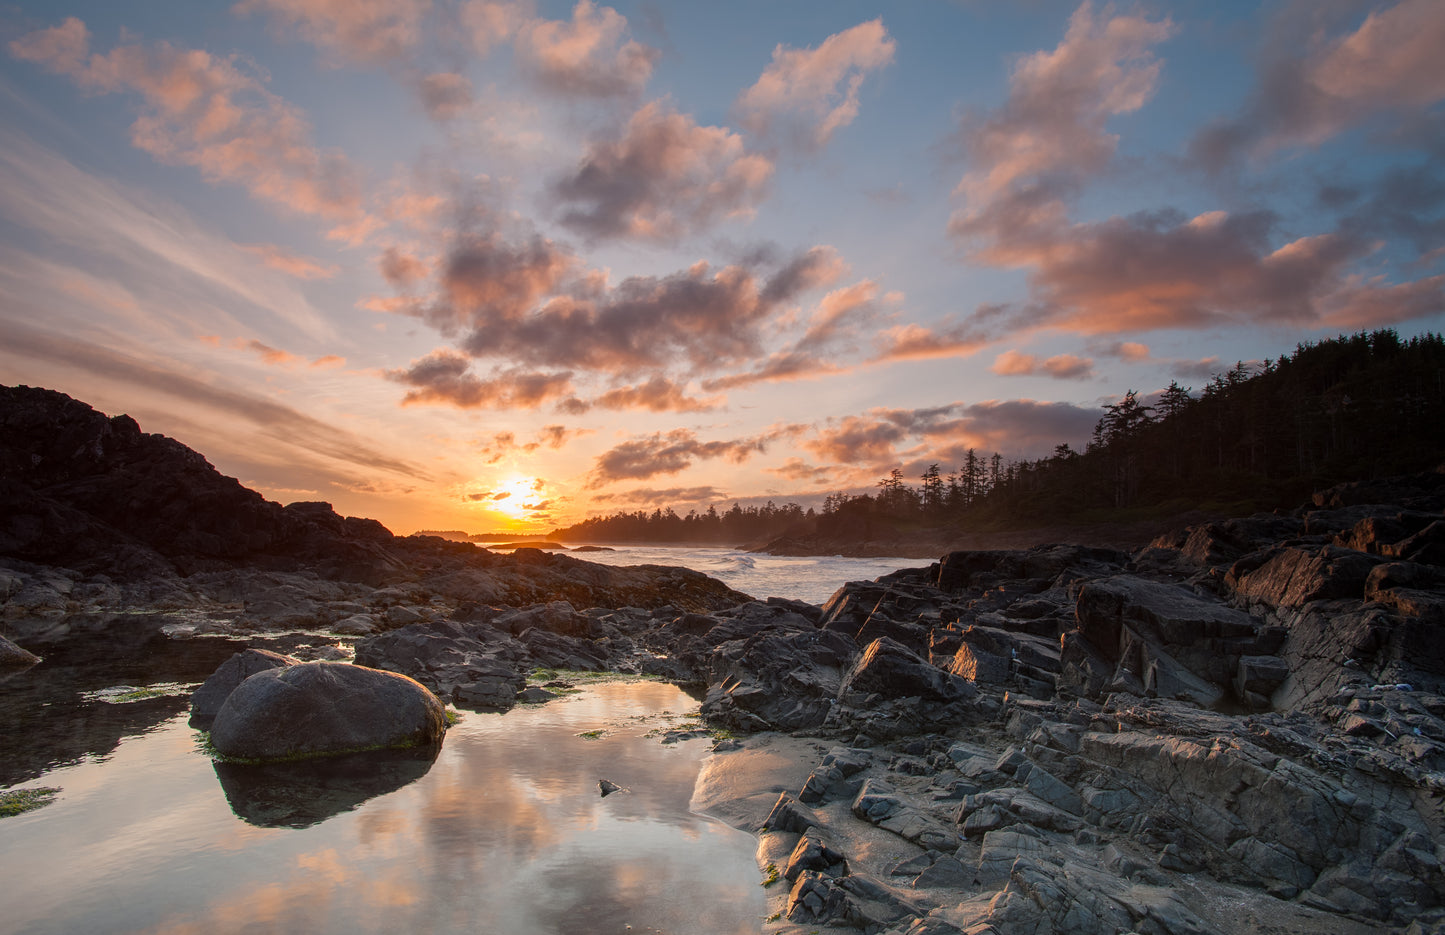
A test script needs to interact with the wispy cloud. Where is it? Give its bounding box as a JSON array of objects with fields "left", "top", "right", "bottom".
[
  {"left": 735, "top": 19, "right": 895, "bottom": 150},
  {"left": 11, "top": 17, "right": 376, "bottom": 239},
  {"left": 1190, "top": 0, "right": 1445, "bottom": 169},
  {"left": 0, "top": 321, "right": 425, "bottom": 480},
  {"left": 0, "top": 131, "right": 338, "bottom": 341}
]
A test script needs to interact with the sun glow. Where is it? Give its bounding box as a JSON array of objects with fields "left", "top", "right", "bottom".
[{"left": 490, "top": 476, "right": 544, "bottom": 520}]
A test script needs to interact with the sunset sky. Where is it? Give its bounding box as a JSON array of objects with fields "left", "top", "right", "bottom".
[{"left": 1, "top": 0, "right": 1441, "bottom": 534}]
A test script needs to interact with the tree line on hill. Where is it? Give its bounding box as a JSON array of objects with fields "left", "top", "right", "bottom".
[{"left": 550, "top": 330, "right": 1445, "bottom": 544}]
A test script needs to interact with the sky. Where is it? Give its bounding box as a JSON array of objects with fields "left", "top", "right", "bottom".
[{"left": 0, "top": 0, "right": 1441, "bottom": 535}]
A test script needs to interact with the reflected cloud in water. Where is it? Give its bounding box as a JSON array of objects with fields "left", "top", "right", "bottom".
[{"left": 3, "top": 679, "right": 765, "bottom": 935}]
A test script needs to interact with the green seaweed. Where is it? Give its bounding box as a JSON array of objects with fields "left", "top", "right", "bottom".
[{"left": 0, "top": 787, "right": 60, "bottom": 817}]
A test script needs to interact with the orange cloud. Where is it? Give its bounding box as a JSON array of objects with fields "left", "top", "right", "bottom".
[
  {"left": 735, "top": 19, "right": 895, "bottom": 149},
  {"left": 11, "top": 18, "right": 374, "bottom": 235},
  {"left": 871, "top": 320, "right": 991, "bottom": 363},
  {"left": 990, "top": 349, "right": 1094, "bottom": 379},
  {"left": 515, "top": 0, "right": 657, "bottom": 97},
  {"left": 591, "top": 375, "right": 722, "bottom": 413},
  {"left": 950, "top": 2, "right": 1174, "bottom": 254},
  {"left": 551, "top": 100, "right": 773, "bottom": 243},
  {"left": 243, "top": 243, "right": 339, "bottom": 280},
  {"left": 235, "top": 0, "right": 432, "bottom": 64}
]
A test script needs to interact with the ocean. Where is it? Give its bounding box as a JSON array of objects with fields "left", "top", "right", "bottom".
[{"left": 556, "top": 544, "right": 931, "bottom": 605}]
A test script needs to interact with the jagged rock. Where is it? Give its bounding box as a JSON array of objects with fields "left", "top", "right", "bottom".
[
  {"left": 840, "top": 637, "right": 976, "bottom": 705},
  {"left": 1229, "top": 545, "right": 1384, "bottom": 610},
  {"left": 354, "top": 620, "right": 528, "bottom": 707},
  {"left": 784, "top": 827, "right": 849, "bottom": 881},
  {"left": 190, "top": 648, "right": 298, "bottom": 729},
  {"left": 702, "top": 626, "right": 856, "bottom": 732},
  {"left": 208, "top": 661, "right": 446, "bottom": 761}
]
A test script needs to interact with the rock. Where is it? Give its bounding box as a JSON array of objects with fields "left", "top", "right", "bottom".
[
  {"left": 354, "top": 620, "right": 528, "bottom": 707},
  {"left": 0, "top": 633, "right": 41, "bottom": 667},
  {"left": 598, "top": 779, "right": 623, "bottom": 797},
  {"left": 702, "top": 627, "right": 856, "bottom": 732},
  {"left": 840, "top": 637, "right": 976, "bottom": 705},
  {"left": 190, "top": 649, "right": 298, "bottom": 729},
  {"left": 208, "top": 661, "right": 447, "bottom": 762},
  {"left": 517, "top": 686, "right": 559, "bottom": 703},
  {"left": 784, "top": 827, "right": 849, "bottom": 881},
  {"left": 1229, "top": 546, "right": 1384, "bottom": 610}
]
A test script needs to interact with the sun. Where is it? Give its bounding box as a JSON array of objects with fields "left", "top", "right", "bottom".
[{"left": 491, "top": 476, "right": 543, "bottom": 520}]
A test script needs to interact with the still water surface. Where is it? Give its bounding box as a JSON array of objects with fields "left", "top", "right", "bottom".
[{"left": 0, "top": 679, "right": 764, "bottom": 935}]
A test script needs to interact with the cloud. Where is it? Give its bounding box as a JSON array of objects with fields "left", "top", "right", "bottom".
[
  {"left": 386, "top": 349, "right": 575, "bottom": 409},
  {"left": 242, "top": 339, "right": 303, "bottom": 365},
  {"left": 990, "top": 349, "right": 1095, "bottom": 379},
  {"left": 514, "top": 0, "right": 659, "bottom": 97},
  {"left": 949, "top": 2, "right": 1175, "bottom": 258},
  {"left": 10, "top": 18, "right": 374, "bottom": 237},
  {"left": 735, "top": 19, "right": 895, "bottom": 149},
  {"left": 1171, "top": 356, "right": 1223, "bottom": 381},
  {"left": 801, "top": 398, "right": 1102, "bottom": 468},
  {"left": 416, "top": 71, "right": 473, "bottom": 120},
  {"left": 1092, "top": 340, "right": 1150, "bottom": 361},
  {"left": 475, "top": 425, "right": 582, "bottom": 464},
  {"left": 767, "top": 457, "right": 840, "bottom": 486},
  {"left": 0, "top": 321, "right": 426, "bottom": 480},
  {"left": 1190, "top": 0, "right": 1445, "bottom": 169},
  {"left": 591, "top": 375, "right": 722, "bottom": 412},
  {"left": 233, "top": 0, "right": 432, "bottom": 65},
  {"left": 427, "top": 228, "right": 576, "bottom": 334},
  {"left": 0, "top": 130, "right": 336, "bottom": 341},
  {"left": 550, "top": 99, "right": 773, "bottom": 243},
  {"left": 242, "top": 243, "right": 339, "bottom": 279},
  {"left": 399, "top": 240, "right": 838, "bottom": 379},
  {"left": 586, "top": 428, "right": 770, "bottom": 487},
  {"left": 588, "top": 486, "right": 729, "bottom": 507},
  {"left": 700, "top": 351, "right": 846, "bottom": 392},
  {"left": 871, "top": 319, "right": 992, "bottom": 363},
  {"left": 378, "top": 245, "right": 431, "bottom": 287},
  {"left": 1318, "top": 273, "right": 1445, "bottom": 328}
]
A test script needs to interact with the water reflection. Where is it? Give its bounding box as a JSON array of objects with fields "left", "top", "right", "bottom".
[
  {"left": 0, "top": 680, "right": 765, "bottom": 935},
  {"left": 213, "top": 744, "right": 442, "bottom": 829}
]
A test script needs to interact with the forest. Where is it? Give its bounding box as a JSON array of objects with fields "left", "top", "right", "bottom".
[{"left": 550, "top": 329, "right": 1445, "bottom": 545}]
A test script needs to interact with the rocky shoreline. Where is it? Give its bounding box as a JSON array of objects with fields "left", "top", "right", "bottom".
[{"left": 4, "top": 386, "right": 1445, "bottom": 933}]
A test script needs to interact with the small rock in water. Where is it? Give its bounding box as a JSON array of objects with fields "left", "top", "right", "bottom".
[{"left": 599, "top": 779, "right": 624, "bottom": 797}]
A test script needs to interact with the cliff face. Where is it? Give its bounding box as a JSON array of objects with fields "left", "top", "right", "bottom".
[{"left": 0, "top": 385, "right": 398, "bottom": 580}]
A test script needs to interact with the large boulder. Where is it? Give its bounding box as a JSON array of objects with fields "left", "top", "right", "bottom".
[
  {"left": 189, "top": 648, "right": 297, "bottom": 728},
  {"left": 208, "top": 661, "right": 447, "bottom": 761}
]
